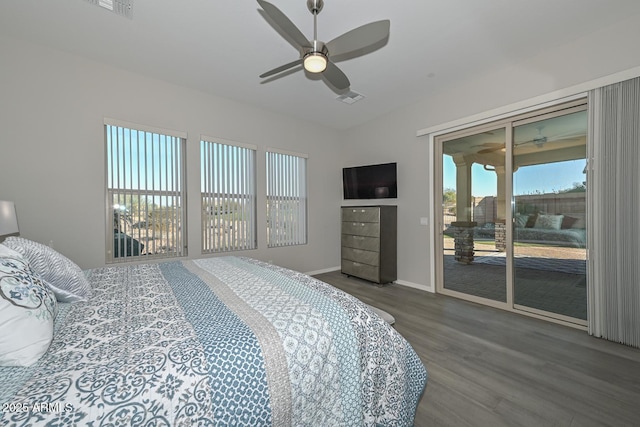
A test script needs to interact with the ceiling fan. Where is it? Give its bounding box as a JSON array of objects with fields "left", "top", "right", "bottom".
[
  {"left": 477, "top": 127, "right": 549, "bottom": 154},
  {"left": 477, "top": 125, "right": 584, "bottom": 154},
  {"left": 257, "top": 0, "right": 390, "bottom": 91},
  {"left": 526, "top": 125, "right": 548, "bottom": 147},
  {"left": 477, "top": 143, "right": 506, "bottom": 155}
]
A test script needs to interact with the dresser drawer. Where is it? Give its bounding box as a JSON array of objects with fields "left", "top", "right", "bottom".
[
  {"left": 341, "top": 234, "right": 380, "bottom": 252},
  {"left": 342, "top": 207, "right": 380, "bottom": 223},
  {"left": 342, "top": 221, "right": 380, "bottom": 237},
  {"left": 341, "top": 247, "right": 379, "bottom": 266},
  {"left": 341, "top": 259, "right": 379, "bottom": 283}
]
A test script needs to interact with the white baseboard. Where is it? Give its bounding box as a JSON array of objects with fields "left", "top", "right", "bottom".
[
  {"left": 307, "top": 266, "right": 435, "bottom": 294},
  {"left": 394, "top": 279, "right": 434, "bottom": 293},
  {"left": 305, "top": 266, "right": 341, "bottom": 276}
]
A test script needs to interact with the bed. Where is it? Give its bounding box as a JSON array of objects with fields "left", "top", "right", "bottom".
[{"left": 0, "top": 237, "right": 427, "bottom": 426}]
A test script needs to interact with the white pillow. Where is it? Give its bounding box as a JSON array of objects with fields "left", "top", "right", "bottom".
[
  {"left": 0, "top": 244, "right": 57, "bottom": 367},
  {"left": 3, "top": 237, "right": 91, "bottom": 302},
  {"left": 533, "top": 214, "right": 564, "bottom": 230}
]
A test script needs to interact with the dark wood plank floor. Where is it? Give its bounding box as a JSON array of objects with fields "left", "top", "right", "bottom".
[{"left": 313, "top": 270, "right": 640, "bottom": 427}]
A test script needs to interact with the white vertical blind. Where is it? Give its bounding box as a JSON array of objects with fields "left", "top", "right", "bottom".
[
  {"left": 588, "top": 76, "right": 640, "bottom": 348},
  {"left": 266, "top": 150, "right": 307, "bottom": 247},
  {"left": 106, "top": 123, "right": 186, "bottom": 262},
  {"left": 201, "top": 138, "right": 256, "bottom": 253}
]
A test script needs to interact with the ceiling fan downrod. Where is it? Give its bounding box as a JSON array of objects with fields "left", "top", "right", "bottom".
[
  {"left": 304, "top": 0, "right": 327, "bottom": 72},
  {"left": 308, "top": 0, "right": 323, "bottom": 41}
]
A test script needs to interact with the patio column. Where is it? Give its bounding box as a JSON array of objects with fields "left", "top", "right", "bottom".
[
  {"left": 494, "top": 166, "right": 506, "bottom": 251},
  {"left": 451, "top": 154, "right": 476, "bottom": 263},
  {"left": 494, "top": 166, "right": 506, "bottom": 221},
  {"left": 450, "top": 221, "right": 477, "bottom": 264},
  {"left": 452, "top": 154, "right": 472, "bottom": 222}
]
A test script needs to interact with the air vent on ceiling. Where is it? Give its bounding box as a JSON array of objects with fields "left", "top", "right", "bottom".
[
  {"left": 85, "top": 0, "right": 133, "bottom": 19},
  {"left": 336, "top": 91, "right": 365, "bottom": 105}
]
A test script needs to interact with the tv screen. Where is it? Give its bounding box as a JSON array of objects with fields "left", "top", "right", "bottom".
[{"left": 343, "top": 162, "right": 397, "bottom": 199}]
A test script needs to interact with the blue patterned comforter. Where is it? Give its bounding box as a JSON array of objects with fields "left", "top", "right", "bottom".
[{"left": 0, "top": 256, "right": 427, "bottom": 426}]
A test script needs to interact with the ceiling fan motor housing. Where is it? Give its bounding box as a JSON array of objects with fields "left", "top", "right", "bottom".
[{"left": 306, "top": 40, "right": 327, "bottom": 56}]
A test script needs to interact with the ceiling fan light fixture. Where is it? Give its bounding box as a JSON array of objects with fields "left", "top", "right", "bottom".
[{"left": 303, "top": 52, "right": 327, "bottom": 73}]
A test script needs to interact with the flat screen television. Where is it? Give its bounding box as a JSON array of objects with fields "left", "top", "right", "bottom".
[{"left": 343, "top": 162, "right": 397, "bottom": 199}]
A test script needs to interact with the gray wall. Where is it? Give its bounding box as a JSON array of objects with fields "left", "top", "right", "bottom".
[
  {"left": 0, "top": 36, "right": 343, "bottom": 273},
  {"left": 2, "top": 10, "right": 640, "bottom": 288}
]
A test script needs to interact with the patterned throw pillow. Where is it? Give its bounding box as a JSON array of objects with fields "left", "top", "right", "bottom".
[
  {"left": 533, "top": 214, "right": 564, "bottom": 230},
  {"left": 0, "top": 244, "right": 57, "bottom": 367},
  {"left": 514, "top": 213, "right": 529, "bottom": 228},
  {"left": 561, "top": 215, "right": 578, "bottom": 229},
  {"left": 3, "top": 237, "right": 91, "bottom": 303},
  {"left": 525, "top": 213, "right": 538, "bottom": 228}
]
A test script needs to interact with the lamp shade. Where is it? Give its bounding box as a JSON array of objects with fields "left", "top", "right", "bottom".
[{"left": 0, "top": 200, "right": 19, "bottom": 236}]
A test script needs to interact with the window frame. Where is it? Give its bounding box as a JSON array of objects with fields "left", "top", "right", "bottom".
[
  {"left": 266, "top": 148, "right": 308, "bottom": 247},
  {"left": 104, "top": 118, "right": 187, "bottom": 263},
  {"left": 200, "top": 136, "right": 257, "bottom": 253}
]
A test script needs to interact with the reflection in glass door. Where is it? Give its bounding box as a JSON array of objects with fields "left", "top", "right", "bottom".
[
  {"left": 436, "top": 99, "right": 588, "bottom": 326},
  {"left": 441, "top": 128, "right": 507, "bottom": 302},
  {"left": 512, "top": 111, "right": 588, "bottom": 321}
]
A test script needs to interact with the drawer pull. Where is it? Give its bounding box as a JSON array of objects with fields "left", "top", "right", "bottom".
[
  {"left": 353, "top": 236, "right": 365, "bottom": 240},
  {"left": 353, "top": 262, "right": 362, "bottom": 266}
]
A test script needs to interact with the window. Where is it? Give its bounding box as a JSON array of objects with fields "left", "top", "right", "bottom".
[
  {"left": 266, "top": 149, "right": 307, "bottom": 247},
  {"left": 105, "top": 119, "right": 186, "bottom": 262},
  {"left": 201, "top": 138, "right": 257, "bottom": 252}
]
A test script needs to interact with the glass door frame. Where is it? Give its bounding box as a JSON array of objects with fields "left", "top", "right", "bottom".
[
  {"left": 434, "top": 119, "right": 514, "bottom": 312},
  {"left": 510, "top": 103, "right": 588, "bottom": 326},
  {"left": 434, "top": 98, "right": 588, "bottom": 329}
]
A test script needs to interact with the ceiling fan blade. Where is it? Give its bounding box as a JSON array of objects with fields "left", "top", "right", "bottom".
[
  {"left": 478, "top": 144, "right": 504, "bottom": 154},
  {"left": 516, "top": 137, "right": 546, "bottom": 146},
  {"left": 257, "top": 0, "right": 311, "bottom": 50},
  {"left": 323, "top": 61, "right": 350, "bottom": 90},
  {"left": 326, "top": 20, "right": 390, "bottom": 57},
  {"left": 260, "top": 59, "right": 303, "bottom": 78}
]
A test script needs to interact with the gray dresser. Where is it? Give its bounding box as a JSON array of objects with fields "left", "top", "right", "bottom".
[{"left": 341, "top": 205, "right": 397, "bottom": 284}]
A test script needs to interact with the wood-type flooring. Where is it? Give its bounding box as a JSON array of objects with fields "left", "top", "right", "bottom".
[{"left": 314, "top": 270, "right": 640, "bottom": 427}]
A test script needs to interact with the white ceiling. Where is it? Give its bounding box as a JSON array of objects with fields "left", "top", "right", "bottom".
[{"left": 2, "top": 0, "right": 640, "bottom": 130}]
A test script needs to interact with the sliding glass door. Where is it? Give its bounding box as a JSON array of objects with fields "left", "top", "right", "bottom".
[
  {"left": 440, "top": 127, "right": 507, "bottom": 303},
  {"left": 436, "top": 100, "right": 588, "bottom": 325},
  {"left": 512, "top": 110, "right": 588, "bottom": 321}
]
